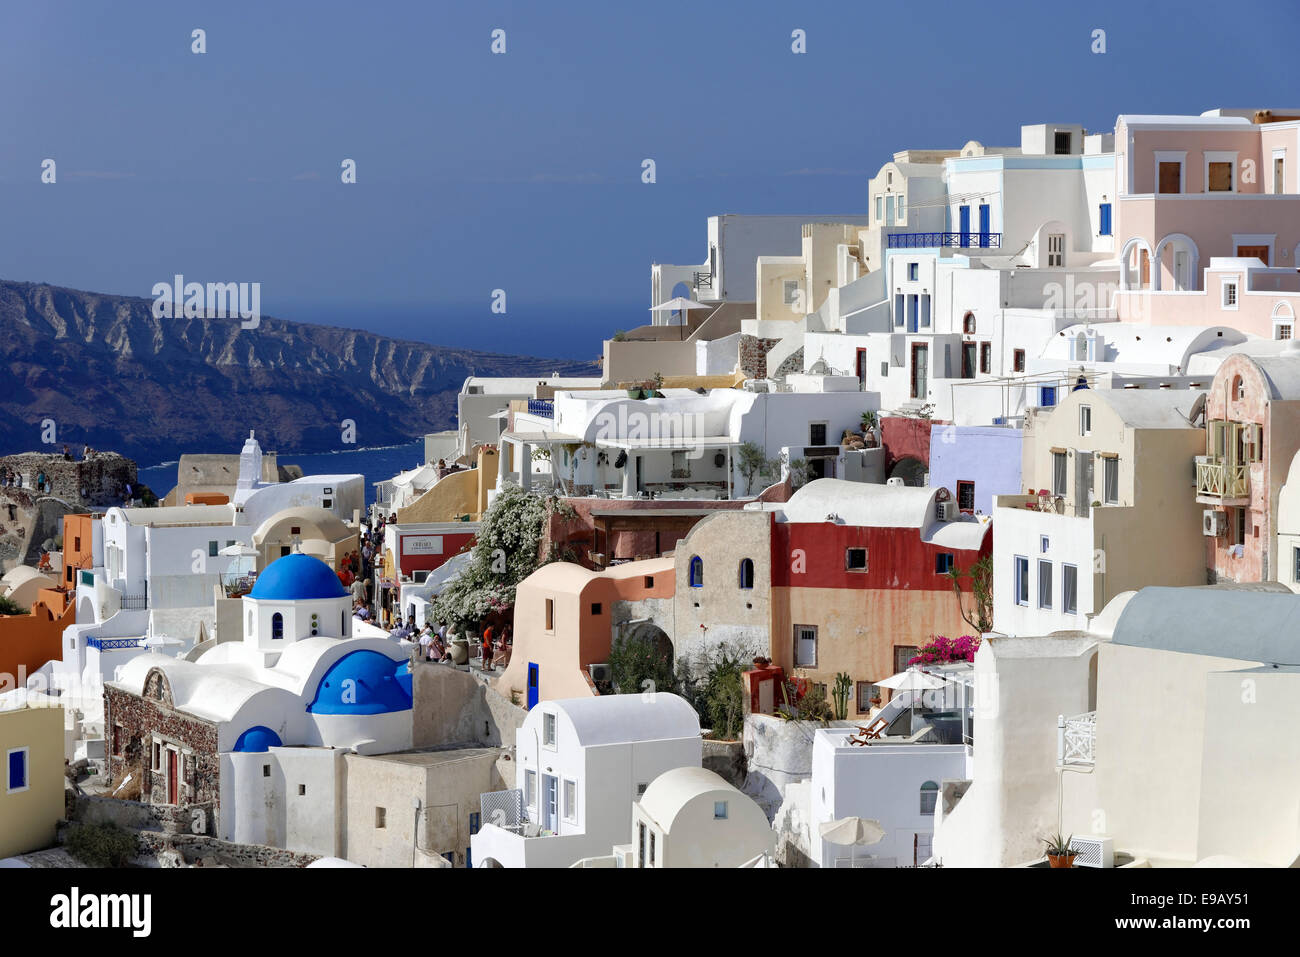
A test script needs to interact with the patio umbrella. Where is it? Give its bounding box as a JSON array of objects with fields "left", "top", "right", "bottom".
[
  {"left": 819, "top": 816, "right": 885, "bottom": 867},
  {"left": 650, "top": 297, "right": 712, "bottom": 342},
  {"left": 875, "top": 667, "right": 948, "bottom": 728},
  {"left": 141, "top": 635, "right": 183, "bottom": 649}
]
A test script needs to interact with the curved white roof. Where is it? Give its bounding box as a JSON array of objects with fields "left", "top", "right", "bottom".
[
  {"left": 114, "top": 653, "right": 281, "bottom": 724},
  {"left": 1042, "top": 323, "right": 1246, "bottom": 368},
  {"left": 547, "top": 693, "right": 700, "bottom": 748},
  {"left": 780, "top": 479, "right": 937, "bottom": 528},
  {"left": 252, "top": 506, "right": 352, "bottom": 544},
  {"left": 639, "top": 766, "right": 738, "bottom": 832},
  {"left": 1081, "top": 388, "right": 1203, "bottom": 430}
]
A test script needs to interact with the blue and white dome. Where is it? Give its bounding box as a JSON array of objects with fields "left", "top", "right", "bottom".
[
  {"left": 232, "top": 725, "right": 283, "bottom": 753},
  {"left": 250, "top": 553, "right": 347, "bottom": 601},
  {"left": 307, "top": 650, "right": 412, "bottom": 715}
]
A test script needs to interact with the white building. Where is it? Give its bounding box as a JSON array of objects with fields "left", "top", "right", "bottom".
[{"left": 471, "top": 693, "right": 702, "bottom": 868}]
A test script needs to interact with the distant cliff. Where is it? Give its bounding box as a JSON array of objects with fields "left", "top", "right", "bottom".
[{"left": 0, "top": 280, "right": 599, "bottom": 463}]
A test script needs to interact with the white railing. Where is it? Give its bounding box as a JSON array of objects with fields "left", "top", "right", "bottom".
[{"left": 1058, "top": 711, "right": 1096, "bottom": 767}]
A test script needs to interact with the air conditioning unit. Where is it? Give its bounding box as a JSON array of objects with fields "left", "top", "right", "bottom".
[
  {"left": 1203, "top": 509, "right": 1226, "bottom": 537},
  {"left": 588, "top": 663, "right": 612, "bottom": 683},
  {"left": 1069, "top": 835, "right": 1114, "bottom": 869},
  {"left": 936, "top": 501, "right": 957, "bottom": 522}
]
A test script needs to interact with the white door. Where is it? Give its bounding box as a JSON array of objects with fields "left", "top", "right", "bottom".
[
  {"left": 542, "top": 775, "right": 558, "bottom": 832},
  {"left": 1174, "top": 251, "right": 1188, "bottom": 290}
]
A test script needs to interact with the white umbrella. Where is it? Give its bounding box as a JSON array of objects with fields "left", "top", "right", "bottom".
[
  {"left": 819, "top": 816, "right": 885, "bottom": 868},
  {"left": 217, "top": 543, "right": 257, "bottom": 557},
  {"left": 142, "top": 635, "right": 182, "bottom": 649},
  {"left": 650, "top": 296, "right": 712, "bottom": 341},
  {"left": 876, "top": 667, "right": 948, "bottom": 729}
]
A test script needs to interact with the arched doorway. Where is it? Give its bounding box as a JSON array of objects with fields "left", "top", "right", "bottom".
[
  {"left": 1153, "top": 233, "right": 1199, "bottom": 291},
  {"left": 889, "top": 456, "right": 927, "bottom": 486}
]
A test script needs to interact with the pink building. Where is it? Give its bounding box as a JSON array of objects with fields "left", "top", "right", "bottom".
[
  {"left": 1112, "top": 110, "right": 1300, "bottom": 339},
  {"left": 1195, "top": 352, "right": 1300, "bottom": 584}
]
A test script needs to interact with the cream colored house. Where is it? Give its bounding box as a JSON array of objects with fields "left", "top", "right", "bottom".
[
  {"left": 936, "top": 584, "right": 1300, "bottom": 868},
  {"left": 992, "top": 387, "right": 1207, "bottom": 637},
  {"left": 618, "top": 766, "right": 774, "bottom": 868},
  {"left": 0, "top": 697, "right": 64, "bottom": 859}
]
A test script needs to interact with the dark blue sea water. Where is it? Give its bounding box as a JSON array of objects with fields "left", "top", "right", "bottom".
[{"left": 137, "top": 439, "right": 426, "bottom": 508}]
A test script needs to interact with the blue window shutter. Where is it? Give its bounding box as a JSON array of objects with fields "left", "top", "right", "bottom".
[
  {"left": 1099, "top": 203, "right": 1112, "bottom": 236},
  {"left": 8, "top": 750, "right": 26, "bottom": 790}
]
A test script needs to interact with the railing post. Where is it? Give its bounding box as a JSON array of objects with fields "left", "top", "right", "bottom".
[{"left": 1057, "top": 714, "right": 1065, "bottom": 765}]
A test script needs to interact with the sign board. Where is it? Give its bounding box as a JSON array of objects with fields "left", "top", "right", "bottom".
[{"left": 403, "top": 535, "right": 444, "bottom": 556}]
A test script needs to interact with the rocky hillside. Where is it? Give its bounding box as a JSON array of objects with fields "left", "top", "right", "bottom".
[{"left": 0, "top": 280, "right": 599, "bottom": 463}]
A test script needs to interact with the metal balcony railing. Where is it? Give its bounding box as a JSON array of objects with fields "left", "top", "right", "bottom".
[
  {"left": 887, "top": 232, "right": 1002, "bottom": 249},
  {"left": 87, "top": 637, "right": 143, "bottom": 652},
  {"left": 1196, "top": 458, "right": 1249, "bottom": 500},
  {"left": 526, "top": 399, "right": 554, "bottom": 419}
]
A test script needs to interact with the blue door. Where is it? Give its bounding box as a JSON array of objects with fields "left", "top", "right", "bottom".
[
  {"left": 527, "top": 663, "right": 539, "bottom": 709},
  {"left": 958, "top": 206, "right": 971, "bottom": 247},
  {"left": 978, "top": 204, "right": 990, "bottom": 247}
]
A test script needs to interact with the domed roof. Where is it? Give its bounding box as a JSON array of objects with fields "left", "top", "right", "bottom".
[
  {"left": 307, "top": 650, "right": 412, "bottom": 715},
  {"left": 249, "top": 553, "right": 348, "bottom": 601},
  {"left": 233, "top": 725, "right": 283, "bottom": 753}
]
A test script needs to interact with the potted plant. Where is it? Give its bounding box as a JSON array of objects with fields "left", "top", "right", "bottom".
[
  {"left": 1042, "top": 832, "right": 1076, "bottom": 868},
  {"left": 626, "top": 384, "right": 644, "bottom": 399}
]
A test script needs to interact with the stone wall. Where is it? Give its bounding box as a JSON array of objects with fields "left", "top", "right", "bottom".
[
  {"left": 103, "top": 684, "right": 221, "bottom": 813},
  {"left": 738, "top": 335, "right": 780, "bottom": 380},
  {"left": 136, "top": 831, "right": 319, "bottom": 867},
  {"left": 71, "top": 794, "right": 214, "bottom": 836},
  {"left": 702, "top": 738, "right": 747, "bottom": 790},
  {"left": 772, "top": 346, "right": 805, "bottom": 381},
  {"left": 411, "top": 661, "right": 528, "bottom": 750}
]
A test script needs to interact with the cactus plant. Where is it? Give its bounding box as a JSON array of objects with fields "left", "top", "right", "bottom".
[{"left": 832, "top": 671, "right": 852, "bottom": 720}]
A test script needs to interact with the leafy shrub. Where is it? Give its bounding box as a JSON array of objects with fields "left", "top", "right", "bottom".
[
  {"left": 608, "top": 632, "right": 675, "bottom": 696},
  {"left": 908, "top": 634, "right": 980, "bottom": 666},
  {"left": 677, "top": 641, "right": 757, "bottom": 740},
  {"left": 65, "top": 821, "right": 139, "bottom": 868},
  {"left": 0, "top": 596, "right": 28, "bottom": 616}
]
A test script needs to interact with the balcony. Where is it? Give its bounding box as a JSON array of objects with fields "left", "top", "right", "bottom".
[
  {"left": 1195, "top": 456, "right": 1249, "bottom": 506},
  {"left": 526, "top": 399, "right": 554, "bottom": 419},
  {"left": 887, "top": 232, "right": 1002, "bottom": 250}
]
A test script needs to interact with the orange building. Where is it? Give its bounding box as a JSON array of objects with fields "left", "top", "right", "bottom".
[{"left": 0, "top": 587, "right": 74, "bottom": 684}]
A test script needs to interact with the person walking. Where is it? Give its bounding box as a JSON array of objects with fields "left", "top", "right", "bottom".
[{"left": 480, "top": 625, "right": 494, "bottom": 672}]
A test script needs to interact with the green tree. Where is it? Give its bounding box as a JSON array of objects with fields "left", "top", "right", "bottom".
[
  {"left": 608, "top": 632, "right": 676, "bottom": 696},
  {"left": 430, "top": 482, "right": 573, "bottom": 629},
  {"left": 947, "top": 554, "right": 994, "bottom": 634},
  {"left": 0, "top": 596, "right": 28, "bottom": 616}
]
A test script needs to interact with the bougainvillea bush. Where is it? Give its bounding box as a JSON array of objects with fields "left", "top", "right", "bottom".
[{"left": 908, "top": 634, "right": 980, "bottom": 666}]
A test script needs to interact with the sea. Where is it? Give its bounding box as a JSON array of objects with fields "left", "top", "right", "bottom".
[{"left": 136, "top": 439, "right": 427, "bottom": 509}]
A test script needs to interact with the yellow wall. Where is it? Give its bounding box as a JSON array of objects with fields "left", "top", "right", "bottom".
[
  {"left": 0, "top": 705, "right": 64, "bottom": 858},
  {"left": 396, "top": 452, "right": 497, "bottom": 524}
]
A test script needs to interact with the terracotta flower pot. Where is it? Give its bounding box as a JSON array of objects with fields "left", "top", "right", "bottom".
[{"left": 1047, "top": 852, "right": 1076, "bottom": 869}]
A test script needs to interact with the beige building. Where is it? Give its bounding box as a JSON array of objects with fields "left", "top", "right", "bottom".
[
  {"left": 343, "top": 746, "right": 506, "bottom": 868},
  {"left": 672, "top": 510, "right": 772, "bottom": 665},
  {"left": 993, "top": 387, "right": 1207, "bottom": 636},
  {"left": 0, "top": 698, "right": 64, "bottom": 859}
]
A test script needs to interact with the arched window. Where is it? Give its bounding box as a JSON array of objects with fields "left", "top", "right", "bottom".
[
  {"left": 1233, "top": 375, "right": 1245, "bottom": 401},
  {"left": 920, "top": 781, "right": 939, "bottom": 816},
  {"left": 962, "top": 312, "right": 976, "bottom": 334},
  {"left": 689, "top": 556, "right": 704, "bottom": 588},
  {"left": 272, "top": 612, "right": 284, "bottom": 640},
  {"left": 738, "top": 558, "right": 755, "bottom": 590}
]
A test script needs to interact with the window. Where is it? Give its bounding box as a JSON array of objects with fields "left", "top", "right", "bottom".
[
  {"left": 262, "top": 763, "right": 270, "bottom": 778},
  {"left": 956, "top": 480, "right": 975, "bottom": 513},
  {"left": 637, "top": 782, "right": 649, "bottom": 797},
  {"left": 298, "top": 784, "right": 306, "bottom": 796},
  {"left": 795, "top": 625, "right": 818, "bottom": 667},
  {"left": 208, "top": 540, "right": 218, "bottom": 557},
  {"left": 374, "top": 807, "right": 386, "bottom": 828},
  {"left": 644, "top": 575, "right": 654, "bottom": 588},
  {"left": 782, "top": 280, "right": 801, "bottom": 305},
  {"left": 856, "top": 681, "right": 882, "bottom": 711},
  {"left": 935, "top": 552, "right": 954, "bottom": 575},
  {"left": 963, "top": 312, "right": 976, "bottom": 334},
  {"left": 1062, "top": 564, "right": 1078, "bottom": 615},
  {"left": 649, "top": 830, "right": 656, "bottom": 865},
  {"left": 1294, "top": 546, "right": 1300, "bottom": 584},
  {"left": 920, "top": 781, "right": 939, "bottom": 815},
  {"left": 322, "top": 499, "right": 332, "bottom": 509},
  {"left": 1013, "top": 349, "right": 1026, "bottom": 373},
  {"left": 525, "top": 770, "right": 537, "bottom": 809},
  {"left": 1014, "top": 556, "right": 1029, "bottom": 606},
  {"left": 714, "top": 801, "right": 729, "bottom": 820},
  {"left": 1275, "top": 154, "right": 1286, "bottom": 194},
  {"left": 894, "top": 646, "right": 920, "bottom": 673},
  {"left": 271, "top": 612, "right": 283, "bottom": 640},
  {"left": 894, "top": 294, "right": 905, "bottom": 327},
  {"left": 7, "top": 747, "right": 28, "bottom": 793},
  {"left": 1158, "top": 161, "right": 1182, "bottom": 194},
  {"left": 1222, "top": 281, "right": 1238, "bottom": 309},
  {"left": 1052, "top": 452, "right": 1068, "bottom": 496},
  {"left": 845, "top": 548, "right": 868, "bottom": 571},
  {"left": 590, "top": 602, "right": 602, "bottom": 616},
  {"left": 671, "top": 450, "right": 689, "bottom": 476},
  {"left": 638, "top": 822, "right": 647, "bottom": 867},
  {"left": 979, "top": 342, "right": 991, "bottom": 374},
  {"left": 1207, "top": 157, "right": 1234, "bottom": 192},
  {"left": 876, "top": 195, "right": 883, "bottom": 220},
  {"left": 738, "top": 558, "right": 754, "bottom": 589},
  {"left": 1079, "top": 405, "right": 1091, "bottom": 436},
  {"left": 1098, "top": 202, "right": 1112, "bottom": 236},
  {"left": 563, "top": 779, "right": 577, "bottom": 822},
  {"left": 545, "top": 598, "right": 554, "bottom": 630},
  {"left": 897, "top": 193, "right": 906, "bottom": 222},
  {"left": 1038, "top": 559, "right": 1052, "bottom": 609},
  {"left": 1047, "top": 234, "right": 1065, "bottom": 267},
  {"left": 542, "top": 712, "right": 556, "bottom": 748},
  {"left": 1103, "top": 457, "right": 1119, "bottom": 504},
  {"left": 1237, "top": 508, "right": 1247, "bottom": 547},
  {"left": 920, "top": 294, "right": 931, "bottom": 328},
  {"left": 152, "top": 742, "right": 161, "bottom": 771},
  {"left": 1053, "top": 131, "right": 1072, "bottom": 155},
  {"left": 1277, "top": 324, "right": 1293, "bottom": 341},
  {"left": 809, "top": 423, "right": 827, "bottom": 445},
  {"left": 908, "top": 262, "right": 919, "bottom": 282},
  {"left": 689, "top": 556, "right": 704, "bottom": 588},
  {"left": 469, "top": 811, "right": 481, "bottom": 835},
  {"left": 1040, "top": 386, "right": 1057, "bottom": 408}
]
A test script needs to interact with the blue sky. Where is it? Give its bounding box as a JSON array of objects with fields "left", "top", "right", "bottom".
[{"left": 0, "top": 0, "right": 1294, "bottom": 358}]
